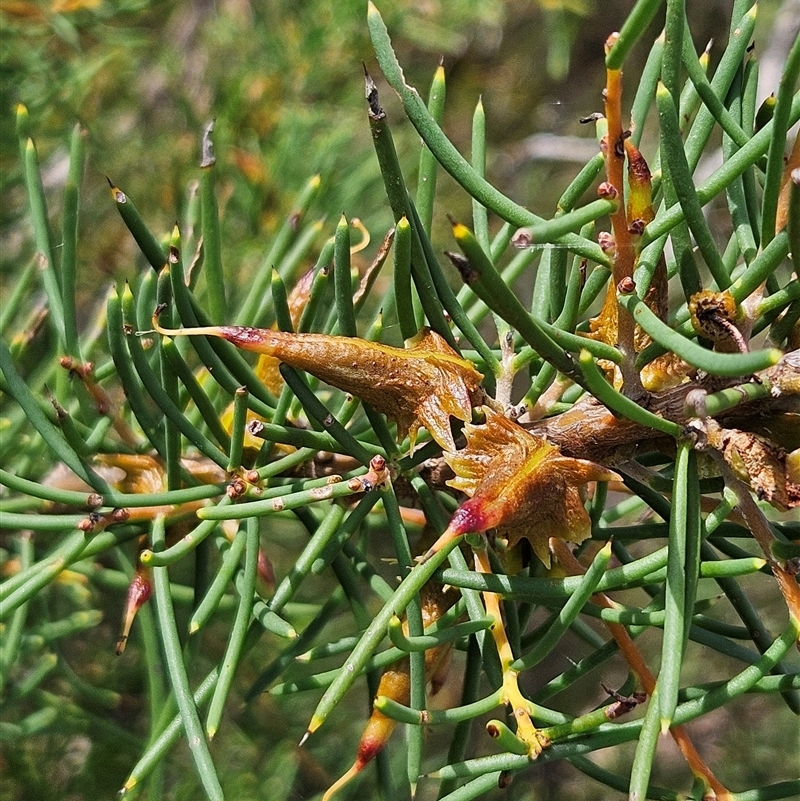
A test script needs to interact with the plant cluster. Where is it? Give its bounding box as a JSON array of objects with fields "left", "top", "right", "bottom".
[{"left": 2, "top": 1, "right": 799, "bottom": 800}]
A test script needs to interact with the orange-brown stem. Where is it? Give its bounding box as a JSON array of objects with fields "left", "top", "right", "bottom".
[
  {"left": 776, "top": 130, "right": 800, "bottom": 234},
  {"left": 602, "top": 37, "right": 632, "bottom": 284},
  {"left": 716, "top": 466, "right": 800, "bottom": 629},
  {"left": 603, "top": 34, "right": 642, "bottom": 397}
]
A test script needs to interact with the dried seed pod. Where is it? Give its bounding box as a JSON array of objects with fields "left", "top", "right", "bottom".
[
  {"left": 220, "top": 267, "right": 319, "bottom": 447},
  {"left": 155, "top": 320, "right": 484, "bottom": 451},
  {"left": 425, "top": 407, "right": 618, "bottom": 565}
]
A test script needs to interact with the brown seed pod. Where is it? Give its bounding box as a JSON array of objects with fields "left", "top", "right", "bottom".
[
  {"left": 154, "top": 318, "right": 484, "bottom": 451},
  {"left": 424, "top": 407, "right": 618, "bottom": 566}
]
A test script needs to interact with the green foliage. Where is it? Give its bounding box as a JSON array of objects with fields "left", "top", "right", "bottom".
[{"left": 2, "top": 2, "right": 800, "bottom": 801}]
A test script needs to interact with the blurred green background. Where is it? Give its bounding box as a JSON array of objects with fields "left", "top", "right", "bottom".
[
  {"left": 1, "top": 1, "right": 796, "bottom": 800},
  {"left": 1, "top": 0, "right": 786, "bottom": 298}
]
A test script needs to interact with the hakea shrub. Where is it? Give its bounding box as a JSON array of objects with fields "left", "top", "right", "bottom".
[{"left": 2, "top": 2, "right": 800, "bottom": 800}]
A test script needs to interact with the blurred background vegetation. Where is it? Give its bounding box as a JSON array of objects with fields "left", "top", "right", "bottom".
[
  {"left": 1, "top": 0, "right": 788, "bottom": 299},
  {"left": 1, "top": 1, "right": 797, "bottom": 800}
]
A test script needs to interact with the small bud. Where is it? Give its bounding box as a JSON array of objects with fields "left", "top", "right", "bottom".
[
  {"left": 116, "top": 565, "right": 153, "bottom": 655},
  {"left": 624, "top": 140, "right": 654, "bottom": 224},
  {"left": 511, "top": 229, "right": 533, "bottom": 248},
  {"left": 59, "top": 356, "right": 94, "bottom": 377},
  {"left": 627, "top": 218, "right": 645, "bottom": 236},
  {"left": 597, "top": 182, "right": 618, "bottom": 200},
  {"left": 79, "top": 511, "right": 103, "bottom": 532},
  {"left": 617, "top": 277, "right": 636, "bottom": 294},
  {"left": 598, "top": 231, "right": 616, "bottom": 254},
  {"left": 227, "top": 477, "right": 247, "bottom": 499},
  {"left": 605, "top": 31, "right": 620, "bottom": 53}
]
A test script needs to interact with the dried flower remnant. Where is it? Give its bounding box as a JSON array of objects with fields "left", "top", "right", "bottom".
[
  {"left": 44, "top": 453, "right": 222, "bottom": 518},
  {"left": 425, "top": 407, "right": 618, "bottom": 565},
  {"left": 322, "top": 581, "right": 458, "bottom": 801},
  {"left": 602, "top": 685, "right": 647, "bottom": 720},
  {"left": 154, "top": 317, "right": 484, "bottom": 451},
  {"left": 639, "top": 349, "right": 695, "bottom": 392},
  {"left": 688, "top": 289, "right": 749, "bottom": 353},
  {"left": 93, "top": 453, "right": 165, "bottom": 494}
]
